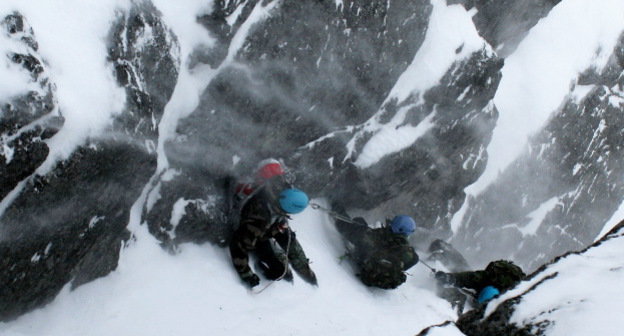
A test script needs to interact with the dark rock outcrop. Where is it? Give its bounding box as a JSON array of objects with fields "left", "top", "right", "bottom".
[
  {"left": 0, "top": 143, "right": 153, "bottom": 320},
  {"left": 0, "top": 2, "right": 179, "bottom": 321},
  {"left": 298, "top": 48, "right": 502, "bottom": 242},
  {"left": 108, "top": 0, "right": 180, "bottom": 141}
]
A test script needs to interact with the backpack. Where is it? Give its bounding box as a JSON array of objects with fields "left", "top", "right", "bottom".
[
  {"left": 485, "top": 260, "right": 526, "bottom": 291},
  {"left": 356, "top": 229, "right": 410, "bottom": 289},
  {"left": 226, "top": 159, "right": 286, "bottom": 231},
  {"left": 226, "top": 178, "right": 263, "bottom": 233},
  {"left": 357, "top": 252, "right": 407, "bottom": 289}
]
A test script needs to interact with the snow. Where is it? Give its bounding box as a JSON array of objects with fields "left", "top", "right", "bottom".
[
  {"left": 225, "top": 3, "right": 245, "bottom": 26},
  {"left": 150, "top": 0, "right": 213, "bottom": 59},
  {"left": 423, "top": 324, "right": 466, "bottom": 336},
  {"left": 502, "top": 228, "right": 624, "bottom": 336},
  {"left": 224, "top": 0, "right": 279, "bottom": 65},
  {"left": 0, "top": 201, "right": 456, "bottom": 336},
  {"left": 0, "top": 6, "right": 44, "bottom": 101},
  {"left": 466, "top": 0, "right": 624, "bottom": 196},
  {"left": 569, "top": 84, "right": 595, "bottom": 104},
  {"left": 0, "top": 136, "right": 15, "bottom": 163},
  {"left": 148, "top": 0, "right": 216, "bottom": 172}
]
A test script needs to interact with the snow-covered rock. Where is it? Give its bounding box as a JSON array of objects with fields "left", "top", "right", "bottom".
[
  {"left": 0, "top": 1, "right": 178, "bottom": 320},
  {"left": 422, "top": 220, "right": 624, "bottom": 336},
  {"left": 0, "top": 12, "right": 59, "bottom": 201}
]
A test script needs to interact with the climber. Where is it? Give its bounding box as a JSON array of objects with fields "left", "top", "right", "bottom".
[
  {"left": 330, "top": 203, "right": 419, "bottom": 289},
  {"left": 434, "top": 259, "right": 526, "bottom": 305},
  {"left": 229, "top": 159, "right": 317, "bottom": 288},
  {"left": 427, "top": 238, "right": 471, "bottom": 273}
]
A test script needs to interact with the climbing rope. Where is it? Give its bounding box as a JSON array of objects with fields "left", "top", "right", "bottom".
[
  {"left": 309, "top": 202, "right": 360, "bottom": 225},
  {"left": 251, "top": 225, "right": 292, "bottom": 295}
]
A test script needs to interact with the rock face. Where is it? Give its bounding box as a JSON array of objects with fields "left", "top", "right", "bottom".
[
  {"left": 0, "top": 13, "right": 60, "bottom": 201},
  {"left": 0, "top": 2, "right": 179, "bottom": 321},
  {"left": 149, "top": 0, "right": 503, "bottom": 248},
  {"left": 448, "top": 0, "right": 562, "bottom": 56},
  {"left": 452, "top": 32, "right": 624, "bottom": 271}
]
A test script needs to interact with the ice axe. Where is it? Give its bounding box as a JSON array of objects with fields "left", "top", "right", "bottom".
[{"left": 420, "top": 260, "right": 437, "bottom": 273}]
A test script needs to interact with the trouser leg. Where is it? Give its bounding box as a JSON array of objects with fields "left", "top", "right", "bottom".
[{"left": 254, "top": 240, "right": 287, "bottom": 280}]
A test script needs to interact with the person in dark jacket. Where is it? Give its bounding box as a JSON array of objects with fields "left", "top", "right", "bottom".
[
  {"left": 333, "top": 205, "right": 419, "bottom": 289},
  {"left": 229, "top": 160, "right": 317, "bottom": 288},
  {"left": 434, "top": 259, "right": 526, "bottom": 307}
]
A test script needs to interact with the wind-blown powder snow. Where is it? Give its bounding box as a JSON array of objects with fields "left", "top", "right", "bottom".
[
  {"left": 2, "top": 0, "right": 624, "bottom": 335},
  {"left": 449, "top": 0, "right": 624, "bottom": 234},
  {"left": 152, "top": 0, "right": 278, "bottom": 172},
  {"left": 149, "top": 0, "right": 215, "bottom": 171},
  {"left": 467, "top": 0, "right": 624, "bottom": 196}
]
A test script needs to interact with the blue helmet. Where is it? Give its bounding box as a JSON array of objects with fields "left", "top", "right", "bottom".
[
  {"left": 390, "top": 215, "right": 416, "bottom": 235},
  {"left": 477, "top": 286, "right": 500, "bottom": 303},
  {"left": 279, "top": 188, "right": 309, "bottom": 214}
]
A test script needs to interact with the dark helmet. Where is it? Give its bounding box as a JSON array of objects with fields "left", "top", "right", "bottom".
[
  {"left": 279, "top": 188, "right": 309, "bottom": 214},
  {"left": 390, "top": 215, "right": 416, "bottom": 235},
  {"left": 477, "top": 285, "right": 500, "bottom": 303}
]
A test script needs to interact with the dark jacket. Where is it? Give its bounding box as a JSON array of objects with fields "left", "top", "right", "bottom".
[
  {"left": 229, "top": 186, "right": 316, "bottom": 286},
  {"left": 439, "top": 260, "right": 526, "bottom": 294},
  {"left": 336, "top": 216, "right": 419, "bottom": 289}
]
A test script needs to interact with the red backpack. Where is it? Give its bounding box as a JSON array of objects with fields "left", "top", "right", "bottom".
[{"left": 227, "top": 159, "right": 287, "bottom": 229}]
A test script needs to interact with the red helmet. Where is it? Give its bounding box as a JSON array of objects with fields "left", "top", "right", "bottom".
[{"left": 256, "top": 158, "right": 284, "bottom": 180}]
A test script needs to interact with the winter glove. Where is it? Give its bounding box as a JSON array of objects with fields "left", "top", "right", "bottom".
[
  {"left": 241, "top": 272, "right": 260, "bottom": 288},
  {"left": 435, "top": 271, "right": 455, "bottom": 285}
]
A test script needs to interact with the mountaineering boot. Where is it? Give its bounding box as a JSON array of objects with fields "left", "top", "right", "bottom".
[
  {"left": 295, "top": 264, "right": 317, "bottom": 286},
  {"left": 287, "top": 238, "right": 318, "bottom": 286}
]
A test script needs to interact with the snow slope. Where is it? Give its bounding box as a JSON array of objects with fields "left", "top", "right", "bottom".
[
  {"left": 489, "top": 227, "right": 624, "bottom": 336},
  {"left": 0, "top": 202, "right": 456, "bottom": 336}
]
